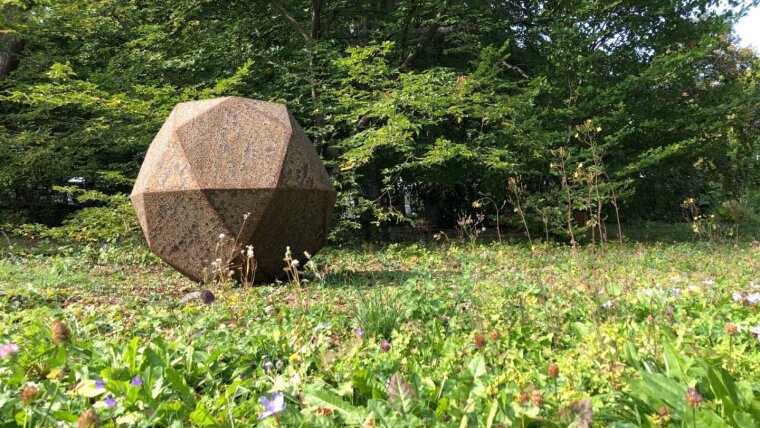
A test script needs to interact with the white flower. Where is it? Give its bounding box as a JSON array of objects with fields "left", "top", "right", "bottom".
[
  {"left": 750, "top": 282, "right": 759, "bottom": 289},
  {"left": 291, "top": 259, "right": 300, "bottom": 268},
  {"left": 749, "top": 324, "right": 760, "bottom": 341},
  {"left": 602, "top": 300, "right": 614, "bottom": 309},
  {"left": 246, "top": 245, "right": 254, "bottom": 258},
  {"left": 746, "top": 292, "right": 760, "bottom": 304},
  {"left": 687, "top": 284, "right": 699, "bottom": 293},
  {"left": 218, "top": 233, "right": 226, "bottom": 239},
  {"left": 732, "top": 292, "right": 744, "bottom": 302},
  {"left": 264, "top": 305, "right": 273, "bottom": 314},
  {"left": 703, "top": 279, "right": 715, "bottom": 285},
  {"left": 642, "top": 289, "right": 655, "bottom": 297},
  {"left": 228, "top": 269, "right": 235, "bottom": 276}
]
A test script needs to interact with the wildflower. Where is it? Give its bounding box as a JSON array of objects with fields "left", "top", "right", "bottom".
[
  {"left": 687, "top": 284, "right": 698, "bottom": 293},
  {"left": 751, "top": 282, "right": 759, "bottom": 289},
  {"left": 746, "top": 292, "right": 760, "bottom": 304},
  {"left": 22, "top": 385, "right": 38, "bottom": 406},
  {"left": 355, "top": 328, "right": 364, "bottom": 336},
  {"left": 658, "top": 406, "right": 671, "bottom": 424},
  {"left": 380, "top": 340, "right": 391, "bottom": 352},
  {"left": 0, "top": 343, "right": 19, "bottom": 359},
  {"left": 602, "top": 300, "right": 614, "bottom": 310},
  {"left": 489, "top": 330, "right": 500, "bottom": 341},
  {"left": 264, "top": 305, "right": 273, "bottom": 314},
  {"left": 749, "top": 324, "right": 760, "bottom": 341},
  {"left": 686, "top": 388, "right": 702, "bottom": 409},
  {"left": 258, "top": 392, "right": 287, "bottom": 420},
  {"left": 725, "top": 323, "right": 738, "bottom": 337},
  {"left": 218, "top": 233, "right": 226, "bottom": 240},
  {"left": 666, "top": 306, "right": 674, "bottom": 315},
  {"left": 320, "top": 322, "right": 329, "bottom": 328},
  {"left": 473, "top": 333, "right": 486, "bottom": 349},
  {"left": 77, "top": 408, "right": 100, "bottom": 428},
  {"left": 530, "top": 390, "right": 545, "bottom": 408},
  {"left": 732, "top": 292, "right": 744, "bottom": 302},
  {"left": 275, "top": 360, "right": 284, "bottom": 370},
  {"left": 547, "top": 363, "right": 559, "bottom": 379},
  {"left": 51, "top": 320, "right": 71, "bottom": 345},
  {"left": 199, "top": 290, "right": 215, "bottom": 304},
  {"left": 291, "top": 259, "right": 300, "bottom": 268},
  {"left": 246, "top": 245, "right": 254, "bottom": 258},
  {"left": 262, "top": 361, "right": 273, "bottom": 372},
  {"left": 703, "top": 279, "right": 715, "bottom": 285},
  {"left": 104, "top": 396, "right": 116, "bottom": 408},
  {"left": 95, "top": 380, "right": 105, "bottom": 389},
  {"left": 228, "top": 269, "right": 235, "bottom": 276},
  {"left": 130, "top": 377, "right": 143, "bottom": 387}
]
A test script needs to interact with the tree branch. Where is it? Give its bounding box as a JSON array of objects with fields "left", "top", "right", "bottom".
[
  {"left": 502, "top": 61, "right": 530, "bottom": 79},
  {"left": 400, "top": 1, "right": 448, "bottom": 71},
  {"left": 270, "top": 0, "right": 309, "bottom": 41}
]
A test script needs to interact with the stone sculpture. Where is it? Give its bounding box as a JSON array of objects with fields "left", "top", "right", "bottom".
[{"left": 130, "top": 97, "right": 336, "bottom": 283}]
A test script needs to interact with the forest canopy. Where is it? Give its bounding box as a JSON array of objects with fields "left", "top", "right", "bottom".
[{"left": 1, "top": 0, "right": 759, "bottom": 239}]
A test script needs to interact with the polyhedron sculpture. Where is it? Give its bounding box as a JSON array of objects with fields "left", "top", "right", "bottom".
[{"left": 130, "top": 97, "right": 336, "bottom": 283}]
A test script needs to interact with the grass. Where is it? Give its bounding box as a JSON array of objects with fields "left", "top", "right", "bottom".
[{"left": 1, "top": 232, "right": 759, "bottom": 426}]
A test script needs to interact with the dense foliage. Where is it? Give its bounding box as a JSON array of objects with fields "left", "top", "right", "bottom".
[
  {"left": 1, "top": 238, "right": 759, "bottom": 426},
  {"left": 1, "top": 0, "right": 759, "bottom": 236}
]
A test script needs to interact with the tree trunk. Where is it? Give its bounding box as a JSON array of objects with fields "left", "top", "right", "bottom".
[{"left": 0, "top": 34, "right": 23, "bottom": 80}]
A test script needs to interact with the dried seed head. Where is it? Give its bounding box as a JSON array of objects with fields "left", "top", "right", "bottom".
[
  {"left": 658, "top": 406, "right": 670, "bottom": 421},
  {"left": 51, "top": 320, "right": 71, "bottom": 345},
  {"left": 547, "top": 363, "right": 560, "bottom": 379},
  {"left": 725, "top": 323, "right": 738, "bottom": 337},
  {"left": 21, "top": 385, "right": 38, "bottom": 406},
  {"left": 77, "top": 408, "right": 100, "bottom": 428},
  {"left": 489, "top": 329, "right": 500, "bottom": 341},
  {"left": 473, "top": 333, "right": 486, "bottom": 349},
  {"left": 686, "top": 388, "right": 703, "bottom": 409}
]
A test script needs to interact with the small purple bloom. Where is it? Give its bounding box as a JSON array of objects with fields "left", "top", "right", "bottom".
[
  {"left": 104, "top": 396, "right": 116, "bottom": 408},
  {"left": 130, "top": 376, "right": 143, "bottom": 387},
  {"left": 380, "top": 340, "right": 391, "bottom": 352},
  {"left": 95, "top": 380, "right": 105, "bottom": 389},
  {"left": 733, "top": 292, "right": 744, "bottom": 302},
  {"left": 258, "top": 392, "right": 287, "bottom": 420},
  {"left": 355, "top": 328, "right": 364, "bottom": 336},
  {"left": 602, "top": 300, "right": 614, "bottom": 310},
  {"left": 666, "top": 306, "right": 674, "bottom": 315},
  {"left": 746, "top": 292, "right": 760, "bottom": 304},
  {"left": 262, "top": 361, "right": 273, "bottom": 372},
  {"left": 0, "top": 343, "right": 19, "bottom": 359}
]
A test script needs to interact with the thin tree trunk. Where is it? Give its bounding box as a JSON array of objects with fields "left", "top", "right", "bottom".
[{"left": 0, "top": 35, "right": 23, "bottom": 80}]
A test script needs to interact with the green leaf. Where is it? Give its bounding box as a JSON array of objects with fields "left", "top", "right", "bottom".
[
  {"left": 386, "top": 372, "right": 417, "bottom": 414},
  {"left": 304, "top": 386, "right": 365, "bottom": 425},
  {"left": 166, "top": 367, "right": 197, "bottom": 406}
]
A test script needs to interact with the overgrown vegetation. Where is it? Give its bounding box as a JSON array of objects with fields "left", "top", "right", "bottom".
[{"left": 1, "top": 236, "right": 759, "bottom": 426}]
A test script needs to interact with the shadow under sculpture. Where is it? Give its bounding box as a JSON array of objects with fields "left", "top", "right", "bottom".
[{"left": 130, "top": 97, "right": 336, "bottom": 283}]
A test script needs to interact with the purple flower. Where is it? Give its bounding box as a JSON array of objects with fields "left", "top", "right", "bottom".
[
  {"left": 258, "top": 392, "right": 287, "bottom": 420},
  {"left": 746, "top": 292, "right": 760, "bottom": 304},
  {"left": 733, "top": 292, "right": 744, "bottom": 302},
  {"left": 130, "top": 377, "right": 143, "bottom": 387},
  {"left": 104, "top": 396, "right": 116, "bottom": 408},
  {"left": 0, "top": 343, "right": 19, "bottom": 359},
  {"left": 95, "top": 380, "right": 105, "bottom": 389},
  {"left": 320, "top": 322, "right": 329, "bottom": 328},
  {"left": 380, "top": 340, "right": 391, "bottom": 352},
  {"left": 355, "top": 328, "right": 364, "bottom": 336},
  {"left": 666, "top": 306, "right": 674, "bottom": 315},
  {"left": 262, "top": 361, "right": 273, "bottom": 372},
  {"left": 602, "top": 300, "right": 614, "bottom": 310}
]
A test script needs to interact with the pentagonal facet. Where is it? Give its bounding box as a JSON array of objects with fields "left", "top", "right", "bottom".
[{"left": 130, "top": 97, "right": 336, "bottom": 283}]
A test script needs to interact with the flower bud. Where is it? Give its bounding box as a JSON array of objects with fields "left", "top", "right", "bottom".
[
  {"left": 21, "top": 385, "right": 38, "bottom": 406},
  {"left": 78, "top": 408, "right": 100, "bottom": 428},
  {"left": 380, "top": 340, "right": 391, "bottom": 352},
  {"left": 547, "top": 363, "right": 559, "bottom": 379},
  {"left": 686, "top": 388, "right": 702, "bottom": 409},
  {"left": 51, "top": 320, "right": 71, "bottom": 345},
  {"left": 725, "top": 323, "right": 738, "bottom": 337},
  {"left": 473, "top": 333, "right": 486, "bottom": 349}
]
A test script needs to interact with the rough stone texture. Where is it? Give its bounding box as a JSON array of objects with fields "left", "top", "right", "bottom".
[{"left": 130, "top": 97, "right": 336, "bottom": 283}]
